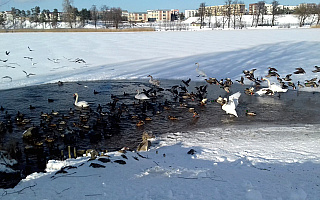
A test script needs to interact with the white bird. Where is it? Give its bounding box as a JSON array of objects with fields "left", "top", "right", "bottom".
[
  {"left": 195, "top": 62, "right": 207, "bottom": 77},
  {"left": 221, "top": 91, "right": 241, "bottom": 117},
  {"left": 256, "top": 78, "right": 288, "bottom": 96},
  {"left": 135, "top": 90, "right": 150, "bottom": 100},
  {"left": 73, "top": 93, "right": 89, "bottom": 108},
  {"left": 147, "top": 75, "right": 160, "bottom": 86}
]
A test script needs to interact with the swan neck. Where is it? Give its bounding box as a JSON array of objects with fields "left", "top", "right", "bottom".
[
  {"left": 265, "top": 79, "right": 271, "bottom": 87},
  {"left": 75, "top": 94, "right": 78, "bottom": 104}
]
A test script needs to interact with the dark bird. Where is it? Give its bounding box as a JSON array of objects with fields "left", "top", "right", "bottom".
[
  {"left": 29, "top": 105, "right": 36, "bottom": 110},
  {"left": 2, "top": 76, "right": 12, "bottom": 81},
  {"left": 0, "top": 59, "right": 8, "bottom": 62},
  {"left": 294, "top": 67, "right": 306, "bottom": 74},
  {"left": 48, "top": 98, "right": 54, "bottom": 103},
  {"left": 28, "top": 46, "right": 34, "bottom": 51},
  {"left": 282, "top": 74, "right": 292, "bottom": 81},
  {"left": 205, "top": 77, "right": 218, "bottom": 85},
  {"left": 312, "top": 66, "right": 320, "bottom": 73},
  {"left": 268, "top": 67, "right": 278, "bottom": 72},
  {"left": 93, "top": 90, "right": 101, "bottom": 94},
  {"left": 236, "top": 76, "right": 244, "bottom": 85},
  {"left": 181, "top": 78, "right": 191, "bottom": 87},
  {"left": 24, "top": 56, "right": 33, "bottom": 61},
  {"left": 23, "top": 70, "right": 36, "bottom": 77},
  {"left": 5, "top": 51, "right": 10, "bottom": 56}
]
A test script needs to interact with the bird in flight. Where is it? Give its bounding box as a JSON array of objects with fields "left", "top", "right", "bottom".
[
  {"left": 23, "top": 70, "right": 36, "bottom": 77},
  {"left": 2, "top": 76, "right": 12, "bottom": 81},
  {"left": 5, "top": 51, "right": 10, "bottom": 55},
  {"left": 28, "top": 46, "right": 35, "bottom": 51}
]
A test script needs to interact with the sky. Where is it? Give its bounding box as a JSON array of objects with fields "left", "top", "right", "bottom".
[{"left": 0, "top": 0, "right": 315, "bottom": 12}]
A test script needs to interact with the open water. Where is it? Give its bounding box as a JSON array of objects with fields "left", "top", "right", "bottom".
[{"left": 0, "top": 79, "right": 319, "bottom": 188}]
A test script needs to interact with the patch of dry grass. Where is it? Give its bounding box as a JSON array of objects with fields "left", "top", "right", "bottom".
[
  {"left": 311, "top": 25, "right": 320, "bottom": 28},
  {"left": 0, "top": 27, "right": 155, "bottom": 33}
]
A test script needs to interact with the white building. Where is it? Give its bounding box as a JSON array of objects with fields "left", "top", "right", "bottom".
[{"left": 185, "top": 10, "right": 198, "bottom": 19}]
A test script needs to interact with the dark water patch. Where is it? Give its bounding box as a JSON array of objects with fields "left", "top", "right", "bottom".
[{"left": 0, "top": 79, "right": 319, "bottom": 188}]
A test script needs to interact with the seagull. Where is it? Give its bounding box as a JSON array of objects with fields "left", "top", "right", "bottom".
[
  {"left": 23, "top": 70, "right": 36, "bottom": 77},
  {"left": 24, "top": 56, "right": 33, "bottom": 61},
  {"left": 195, "top": 62, "right": 207, "bottom": 77},
  {"left": 48, "top": 58, "right": 60, "bottom": 63},
  {"left": 5, "top": 51, "right": 10, "bottom": 56},
  {"left": 28, "top": 46, "right": 34, "bottom": 51},
  {"left": 0, "top": 59, "right": 8, "bottom": 62},
  {"left": 221, "top": 91, "right": 241, "bottom": 117},
  {"left": 2, "top": 76, "right": 12, "bottom": 81}
]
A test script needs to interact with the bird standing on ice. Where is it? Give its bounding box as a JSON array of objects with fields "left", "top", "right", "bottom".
[
  {"left": 195, "top": 62, "right": 207, "bottom": 77},
  {"left": 73, "top": 93, "right": 89, "bottom": 108},
  {"left": 147, "top": 75, "right": 160, "bottom": 87},
  {"left": 221, "top": 91, "right": 241, "bottom": 117}
]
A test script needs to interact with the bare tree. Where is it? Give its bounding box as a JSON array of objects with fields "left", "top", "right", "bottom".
[
  {"left": 11, "top": 7, "right": 17, "bottom": 29},
  {"left": 225, "top": 0, "right": 232, "bottom": 28},
  {"left": 62, "top": 0, "right": 74, "bottom": 28},
  {"left": 294, "top": 4, "right": 311, "bottom": 27},
  {"left": 199, "top": 2, "right": 206, "bottom": 29},
  {"left": 254, "top": 1, "right": 265, "bottom": 27},
  {"left": 316, "top": 3, "right": 320, "bottom": 25},
  {"left": 101, "top": 5, "right": 109, "bottom": 28},
  {"left": 271, "top": 0, "right": 280, "bottom": 27},
  {"left": 90, "top": 5, "right": 98, "bottom": 28},
  {"left": 107, "top": 7, "right": 122, "bottom": 29}
]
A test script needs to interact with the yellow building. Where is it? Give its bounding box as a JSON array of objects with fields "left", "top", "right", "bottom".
[{"left": 204, "top": 4, "right": 245, "bottom": 16}]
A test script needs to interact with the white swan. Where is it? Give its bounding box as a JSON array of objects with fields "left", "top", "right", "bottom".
[
  {"left": 135, "top": 90, "right": 150, "bottom": 100},
  {"left": 221, "top": 91, "right": 241, "bottom": 117},
  {"left": 73, "top": 93, "right": 89, "bottom": 108},
  {"left": 256, "top": 78, "right": 288, "bottom": 96},
  {"left": 195, "top": 63, "right": 207, "bottom": 77},
  {"left": 147, "top": 75, "right": 160, "bottom": 87}
]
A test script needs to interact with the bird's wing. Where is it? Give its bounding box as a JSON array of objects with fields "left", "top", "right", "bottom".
[
  {"left": 228, "top": 91, "right": 241, "bottom": 107},
  {"left": 22, "top": 70, "right": 27, "bottom": 75},
  {"left": 222, "top": 103, "right": 238, "bottom": 117}
]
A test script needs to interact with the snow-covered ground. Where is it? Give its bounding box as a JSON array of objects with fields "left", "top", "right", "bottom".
[{"left": 0, "top": 28, "right": 320, "bottom": 199}]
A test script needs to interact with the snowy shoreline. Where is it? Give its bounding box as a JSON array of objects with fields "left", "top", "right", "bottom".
[{"left": 1, "top": 123, "right": 319, "bottom": 199}]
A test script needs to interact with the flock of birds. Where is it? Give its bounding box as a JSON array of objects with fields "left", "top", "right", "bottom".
[
  {"left": 0, "top": 47, "right": 87, "bottom": 82},
  {"left": 0, "top": 59, "right": 319, "bottom": 179},
  {"left": 0, "top": 57, "right": 319, "bottom": 152}
]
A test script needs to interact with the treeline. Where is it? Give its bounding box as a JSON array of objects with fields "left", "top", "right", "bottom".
[{"left": 0, "top": 0, "right": 125, "bottom": 29}]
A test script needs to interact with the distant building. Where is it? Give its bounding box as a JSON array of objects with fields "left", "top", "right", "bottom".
[
  {"left": 185, "top": 10, "right": 198, "bottom": 18},
  {"left": 146, "top": 9, "right": 179, "bottom": 22},
  {"left": 128, "top": 12, "right": 148, "bottom": 23},
  {"left": 204, "top": 4, "right": 246, "bottom": 16},
  {"left": 249, "top": 2, "right": 298, "bottom": 15}
]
